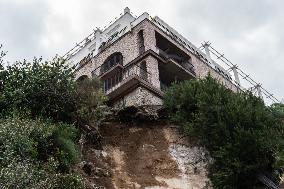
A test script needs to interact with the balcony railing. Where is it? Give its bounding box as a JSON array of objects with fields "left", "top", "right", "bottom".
[
  {"left": 156, "top": 47, "right": 196, "bottom": 75},
  {"left": 91, "top": 63, "right": 152, "bottom": 94}
]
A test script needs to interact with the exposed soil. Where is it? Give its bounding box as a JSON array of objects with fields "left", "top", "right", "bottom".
[{"left": 78, "top": 120, "right": 211, "bottom": 189}]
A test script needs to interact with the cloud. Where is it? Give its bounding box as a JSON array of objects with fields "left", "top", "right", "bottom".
[
  {"left": 0, "top": 0, "right": 283, "bottom": 101},
  {"left": 0, "top": 0, "right": 50, "bottom": 62},
  {"left": 170, "top": 0, "right": 284, "bottom": 101}
]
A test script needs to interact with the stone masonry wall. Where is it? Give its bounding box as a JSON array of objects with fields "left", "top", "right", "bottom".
[
  {"left": 75, "top": 19, "right": 163, "bottom": 108},
  {"left": 191, "top": 56, "right": 239, "bottom": 92},
  {"left": 113, "top": 87, "right": 163, "bottom": 109},
  {"left": 75, "top": 20, "right": 159, "bottom": 81},
  {"left": 143, "top": 19, "right": 238, "bottom": 92},
  {"left": 74, "top": 18, "right": 238, "bottom": 108},
  {"left": 145, "top": 56, "right": 160, "bottom": 89},
  {"left": 75, "top": 29, "right": 139, "bottom": 79}
]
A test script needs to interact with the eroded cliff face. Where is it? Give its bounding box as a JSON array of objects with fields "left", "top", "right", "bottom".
[{"left": 77, "top": 120, "right": 212, "bottom": 189}]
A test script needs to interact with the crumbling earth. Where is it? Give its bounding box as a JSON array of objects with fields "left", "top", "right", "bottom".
[{"left": 77, "top": 120, "right": 212, "bottom": 189}]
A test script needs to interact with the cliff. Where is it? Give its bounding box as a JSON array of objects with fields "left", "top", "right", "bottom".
[{"left": 76, "top": 117, "right": 212, "bottom": 189}]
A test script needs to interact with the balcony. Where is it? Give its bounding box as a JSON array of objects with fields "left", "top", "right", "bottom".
[
  {"left": 156, "top": 47, "right": 196, "bottom": 77},
  {"left": 155, "top": 31, "right": 196, "bottom": 77},
  {"left": 100, "top": 52, "right": 123, "bottom": 75},
  {"left": 103, "top": 64, "right": 151, "bottom": 94},
  {"left": 92, "top": 62, "right": 163, "bottom": 102}
]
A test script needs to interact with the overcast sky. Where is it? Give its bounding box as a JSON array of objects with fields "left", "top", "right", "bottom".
[{"left": 0, "top": 0, "right": 283, "bottom": 102}]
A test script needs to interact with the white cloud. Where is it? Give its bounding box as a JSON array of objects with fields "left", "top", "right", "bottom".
[{"left": 0, "top": 0, "right": 283, "bottom": 100}]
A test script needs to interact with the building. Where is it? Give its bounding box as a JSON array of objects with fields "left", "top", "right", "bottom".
[{"left": 65, "top": 7, "right": 239, "bottom": 108}]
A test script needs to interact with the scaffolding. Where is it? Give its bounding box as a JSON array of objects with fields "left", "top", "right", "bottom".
[
  {"left": 200, "top": 42, "right": 280, "bottom": 104},
  {"left": 62, "top": 10, "right": 127, "bottom": 60}
]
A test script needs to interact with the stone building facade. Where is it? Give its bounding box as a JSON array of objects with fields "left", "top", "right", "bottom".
[{"left": 66, "top": 8, "right": 239, "bottom": 108}]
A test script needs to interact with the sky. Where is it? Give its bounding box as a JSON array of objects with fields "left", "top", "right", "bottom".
[{"left": 0, "top": 0, "right": 283, "bottom": 102}]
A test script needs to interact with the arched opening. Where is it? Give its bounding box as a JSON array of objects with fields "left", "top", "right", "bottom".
[
  {"left": 100, "top": 52, "right": 123, "bottom": 75},
  {"left": 76, "top": 75, "right": 88, "bottom": 82}
]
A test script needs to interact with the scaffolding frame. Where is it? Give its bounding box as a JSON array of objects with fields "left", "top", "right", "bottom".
[{"left": 200, "top": 42, "right": 279, "bottom": 104}]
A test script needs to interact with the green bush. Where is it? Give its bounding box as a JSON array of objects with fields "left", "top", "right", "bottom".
[
  {"left": 0, "top": 45, "right": 108, "bottom": 188},
  {"left": 0, "top": 57, "right": 76, "bottom": 121},
  {"left": 74, "top": 77, "right": 108, "bottom": 126},
  {"left": 271, "top": 103, "right": 284, "bottom": 120},
  {"left": 52, "top": 123, "right": 80, "bottom": 171},
  {"left": 0, "top": 53, "right": 107, "bottom": 126},
  {"left": 164, "top": 76, "right": 284, "bottom": 188},
  {"left": 0, "top": 115, "right": 84, "bottom": 188}
]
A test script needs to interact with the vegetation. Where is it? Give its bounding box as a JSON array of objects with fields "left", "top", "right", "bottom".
[
  {"left": 1, "top": 41, "right": 284, "bottom": 188},
  {"left": 271, "top": 103, "right": 284, "bottom": 120},
  {"left": 164, "top": 76, "right": 284, "bottom": 189},
  {"left": 75, "top": 77, "right": 108, "bottom": 127},
  {"left": 0, "top": 116, "right": 84, "bottom": 188},
  {"left": 0, "top": 45, "right": 106, "bottom": 188}
]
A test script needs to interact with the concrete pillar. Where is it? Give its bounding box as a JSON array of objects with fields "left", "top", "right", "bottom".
[
  {"left": 231, "top": 65, "right": 241, "bottom": 87},
  {"left": 203, "top": 43, "right": 212, "bottom": 63},
  {"left": 256, "top": 84, "right": 263, "bottom": 99},
  {"left": 124, "top": 7, "right": 130, "bottom": 14}
]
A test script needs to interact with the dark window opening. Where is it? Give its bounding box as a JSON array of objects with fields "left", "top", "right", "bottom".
[
  {"left": 155, "top": 31, "right": 195, "bottom": 74},
  {"left": 102, "top": 71, "right": 123, "bottom": 93},
  {"left": 76, "top": 75, "right": 88, "bottom": 82},
  {"left": 155, "top": 32, "right": 191, "bottom": 64},
  {"left": 139, "top": 61, "right": 147, "bottom": 80},
  {"left": 158, "top": 63, "right": 183, "bottom": 91},
  {"left": 100, "top": 52, "right": 123, "bottom": 75},
  {"left": 138, "top": 30, "right": 145, "bottom": 55}
]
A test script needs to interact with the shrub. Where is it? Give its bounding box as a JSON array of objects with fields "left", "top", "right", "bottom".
[
  {"left": 0, "top": 57, "right": 76, "bottom": 122},
  {"left": 0, "top": 45, "right": 107, "bottom": 188},
  {"left": 74, "top": 77, "right": 108, "bottom": 127},
  {"left": 52, "top": 123, "right": 80, "bottom": 171},
  {"left": 0, "top": 115, "right": 84, "bottom": 188},
  {"left": 0, "top": 55, "right": 107, "bottom": 126},
  {"left": 164, "top": 76, "right": 284, "bottom": 188},
  {"left": 271, "top": 103, "right": 284, "bottom": 120}
]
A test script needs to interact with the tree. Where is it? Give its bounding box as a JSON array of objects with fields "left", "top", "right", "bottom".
[
  {"left": 0, "top": 55, "right": 107, "bottom": 125},
  {"left": 271, "top": 103, "right": 284, "bottom": 120},
  {"left": 164, "top": 76, "right": 284, "bottom": 188},
  {"left": 0, "top": 44, "right": 6, "bottom": 91},
  {"left": 0, "top": 45, "right": 108, "bottom": 188},
  {"left": 0, "top": 57, "right": 77, "bottom": 121}
]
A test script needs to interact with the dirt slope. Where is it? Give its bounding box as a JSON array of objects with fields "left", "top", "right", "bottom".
[{"left": 78, "top": 121, "right": 211, "bottom": 189}]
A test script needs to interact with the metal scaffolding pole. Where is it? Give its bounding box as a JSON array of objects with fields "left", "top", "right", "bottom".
[
  {"left": 201, "top": 42, "right": 279, "bottom": 104},
  {"left": 231, "top": 65, "right": 241, "bottom": 86},
  {"left": 203, "top": 42, "right": 212, "bottom": 64}
]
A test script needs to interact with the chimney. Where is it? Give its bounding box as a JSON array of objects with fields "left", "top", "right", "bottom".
[{"left": 124, "top": 7, "right": 130, "bottom": 14}]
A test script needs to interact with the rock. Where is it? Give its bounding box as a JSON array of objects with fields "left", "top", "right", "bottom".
[
  {"left": 115, "top": 105, "right": 164, "bottom": 121},
  {"left": 101, "top": 151, "right": 108, "bottom": 158},
  {"left": 81, "top": 161, "right": 111, "bottom": 177},
  {"left": 82, "top": 162, "right": 93, "bottom": 176},
  {"left": 94, "top": 167, "right": 111, "bottom": 177}
]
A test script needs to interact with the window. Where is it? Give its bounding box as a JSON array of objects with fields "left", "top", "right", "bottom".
[
  {"left": 102, "top": 71, "right": 123, "bottom": 93},
  {"left": 138, "top": 30, "right": 145, "bottom": 55},
  {"left": 100, "top": 52, "right": 123, "bottom": 74},
  {"left": 140, "top": 61, "right": 147, "bottom": 80},
  {"left": 76, "top": 75, "right": 88, "bottom": 82}
]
